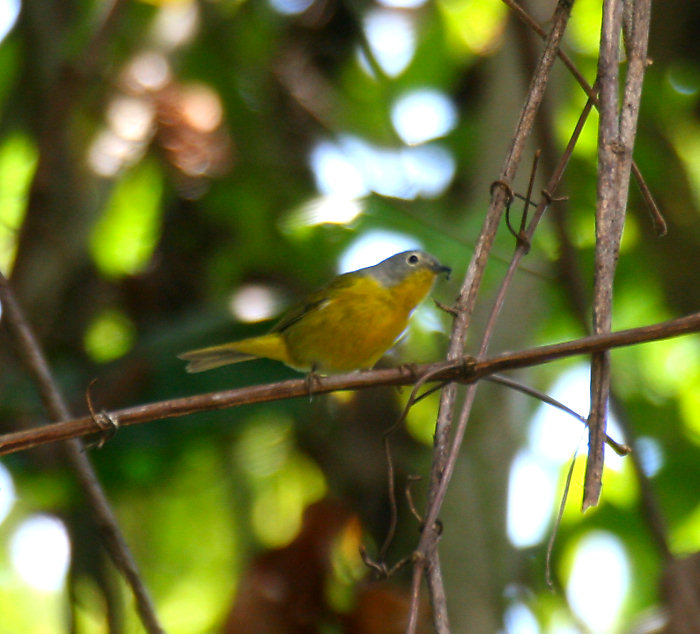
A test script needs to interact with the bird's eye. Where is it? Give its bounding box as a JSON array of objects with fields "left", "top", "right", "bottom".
[{"left": 408, "top": 254, "right": 419, "bottom": 264}]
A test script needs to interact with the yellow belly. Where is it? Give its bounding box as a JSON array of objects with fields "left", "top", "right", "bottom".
[{"left": 282, "top": 273, "right": 433, "bottom": 373}]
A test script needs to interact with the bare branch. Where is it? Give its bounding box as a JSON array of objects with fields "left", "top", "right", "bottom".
[
  {"left": 587, "top": 0, "right": 626, "bottom": 513},
  {"left": 484, "top": 374, "right": 630, "bottom": 456},
  {"left": 0, "top": 273, "right": 164, "bottom": 634},
  {"left": 409, "top": 1, "right": 577, "bottom": 626},
  {"left": 3, "top": 312, "right": 699, "bottom": 458},
  {"left": 502, "top": 0, "right": 666, "bottom": 235},
  {"left": 586, "top": 0, "right": 651, "bottom": 510}
]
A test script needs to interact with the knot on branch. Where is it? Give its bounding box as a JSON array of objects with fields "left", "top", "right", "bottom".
[{"left": 490, "top": 179, "right": 514, "bottom": 206}]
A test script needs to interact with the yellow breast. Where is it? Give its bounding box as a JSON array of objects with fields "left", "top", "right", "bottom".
[{"left": 281, "top": 269, "right": 437, "bottom": 373}]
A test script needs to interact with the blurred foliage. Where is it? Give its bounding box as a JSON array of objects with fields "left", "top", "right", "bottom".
[{"left": 1, "top": 0, "right": 700, "bottom": 632}]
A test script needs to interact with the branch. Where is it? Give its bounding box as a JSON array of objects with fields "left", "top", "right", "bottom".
[
  {"left": 512, "top": 0, "right": 681, "bottom": 607},
  {"left": 587, "top": 0, "right": 626, "bottom": 512},
  {"left": 514, "top": 0, "right": 681, "bottom": 603},
  {"left": 586, "top": 0, "right": 651, "bottom": 510},
  {"left": 0, "top": 274, "right": 164, "bottom": 634},
  {"left": 484, "top": 374, "right": 630, "bottom": 457},
  {"left": 502, "top": 0, "right": 666, "bottom": 235},
  {"left": 3, "top": 312, "right": 699, "bottom": 455},
  {"left": 408, "top": 1, "right": 576, "bottom": 629}
]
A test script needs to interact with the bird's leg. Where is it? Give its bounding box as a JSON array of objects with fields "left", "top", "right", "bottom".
[{"left": 305, "top": 364, "right": 322, "bottom": 401}]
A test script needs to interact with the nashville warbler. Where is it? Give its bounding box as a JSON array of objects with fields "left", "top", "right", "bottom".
[{"left": 179, "top": 250, "right": 450, "bottom": 374}]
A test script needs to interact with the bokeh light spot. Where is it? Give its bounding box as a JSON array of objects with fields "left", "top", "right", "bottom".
[
  {"left": 153, "top": 0, "right": 200, "bottom": 50},
  {"left": 507, "top": 450, "right": 557, "bottom": 547},
  {"left": 229, "top": 284, "right": 282, "bottom": 323},
  {"left": 309, "top": 135, "right": 455, "bottom": 200},
  {"left": 123, "top": 51, "right": 172, "bottom": 93},
  {"left": 503, "top": 601, "right": 539, "bottom": 634},
  {"left": 310, "top": 139, "right": 369, "bottom": 198},
  {"left": 391, "top": 89, "right": 458, "bottom": 145},
  {"left": 362, "top": 8, "right": 416, "bottom": 78},
  {"left": 339, "top": 230, "right": 421, "bottom": 273},
  {"left": 667, "top": 63, "right": 700, "bottom": 97},
  {"left": 90, "top": 161, "right": 163, "bottom": 277},
  {"left": 235, "top": 416, "right": 326, "bottom": 547},
  {"left": 83, "top": 309, "right": 137, "bottom": 363},
  {"left": 566, "top": 532, "right": 630, "bottom": 631},
  {"left": 378, "top": 0, "right": 427, "bottom": 7},
  {"left": 0, "top": 133, "right": 38, "bottom": 271},
  {"left": 438, "top": 0, "right": 507, "bottom": 55},
  {"left": 0, "top": 0, "right": 19, "bottom": 44},
  {"left": 401, "top": 143, "right": 456, "bottom": 197},
  {"left": 180, "top": 84, "right": 223, "bottom": 133},
  {"left": 11, "top": 515, "right": 71, "bottom": 592},
  {"left": 635, "top": 436, "right": 664, "bottom": 477},
  {"left": 269, "top": 0, "right": 314, "bottom": 15},
  {"left": 107, "top": 95, "right": 155, "bottom": 142},
  {"left": 0, "top": 462, "right": 16, "bottom": 526},
  {"left": 87, "top": 129, "right": 145, "bottom": 177}
]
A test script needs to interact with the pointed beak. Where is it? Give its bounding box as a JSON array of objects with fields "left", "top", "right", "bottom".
[{"left": 435, "top": 262, "right": 451, "bottom": 280}]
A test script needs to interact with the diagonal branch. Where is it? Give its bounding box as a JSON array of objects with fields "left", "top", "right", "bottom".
[
  {"left": 407, "top": 1, "right": 576, "bottom": 630},
  {"left": 0, "top": 273, "right": 164, "bottom": 634},
  {"left": 484, "top": 374, "right": 629, "bottom": 456},
  {"left": 502, "top": 0, "right": 665, "bottom": 235}
]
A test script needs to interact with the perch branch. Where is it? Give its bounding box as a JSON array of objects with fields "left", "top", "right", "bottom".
[{"left": 3, "top": 314, "right": 698, "bottom": 454}]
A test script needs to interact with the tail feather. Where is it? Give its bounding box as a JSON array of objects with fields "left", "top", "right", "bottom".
[
  {"left": 178, "top": 343, "right": 256, "bottom": 373},
  {"left": 178, "top": 333, "right": 291, "bottom": 373}
]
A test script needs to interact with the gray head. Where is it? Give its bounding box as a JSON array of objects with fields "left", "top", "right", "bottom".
[{"left": 364, "top": 250, "right": 451, "bottom": 287}]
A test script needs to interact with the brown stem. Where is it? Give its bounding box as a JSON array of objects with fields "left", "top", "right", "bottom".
[
  {"left": 502, "top": 0, "right": 665, "bottom": 234},
  {"left": 4, "top": 313, "right": 699, "bottom": 463},
  {"left": 586, "top": 0, "right": 651, "bottom": 510},
  {"left": 0, "top": 273, "right": 164, "bottom": 634},
  {"left": 408, "top": 2, "right": 577, "bottom": 629}
]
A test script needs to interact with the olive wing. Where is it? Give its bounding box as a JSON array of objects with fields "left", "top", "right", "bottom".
[{"left": 271, "top": 271, "right": 358, "bottom": 333}]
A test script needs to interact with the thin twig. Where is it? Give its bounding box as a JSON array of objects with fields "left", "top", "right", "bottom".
[
  {"left": 504, "top": 150, "right": 539, "bottom": 250},
  {"left": 546, "top": 442, "right": 580, "bottom": 590},
  {"left": 378, "top": 366, "right": 454, "bottom": 564},
  {"left": 501, "top": 0, "right": 666, "bottom": 235},
  {"left": 0, "top": 274, "right": 165, "bottom": 634},
  {"left": 484, "top": 374, "right": 630, "bottom": 456},
  {"left": 631, "top": 161, "right": 667, "bottom": 236},
  {"left": 520, "top": 150, "right": 541, "bottom": 236},
  {"left": 405, "top": 476, "right": 424, "bottom": 524}
]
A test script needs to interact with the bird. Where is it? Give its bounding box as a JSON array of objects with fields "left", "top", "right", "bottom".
[{"left": 179, "top": 250, "right": 451, "bottom": 374}]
